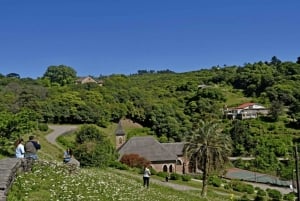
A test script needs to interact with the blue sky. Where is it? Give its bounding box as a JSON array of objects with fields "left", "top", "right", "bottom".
[{"left": 0, "top": 0, "right": 299, "bottom": 78}]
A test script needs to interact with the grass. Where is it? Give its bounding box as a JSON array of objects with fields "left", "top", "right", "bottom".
[{"left": 8, "top": 160, "right": 231, "bottom": 201}]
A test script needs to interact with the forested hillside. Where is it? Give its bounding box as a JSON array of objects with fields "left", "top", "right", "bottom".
[{"left": 1, "top": 57, "right": 300, "bottom": 178}]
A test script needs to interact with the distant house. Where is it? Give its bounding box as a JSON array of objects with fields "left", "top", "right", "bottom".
[
  {"left": 224, "top": 102, "right": 269, "bottom": 120},
  {"left": 116, "top": 122, "right": 188, "bottom": 174},
  {"left": 76, "top": 76, "right": 103, "bottom": 86}
]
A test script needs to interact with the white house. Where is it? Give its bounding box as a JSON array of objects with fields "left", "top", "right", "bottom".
[{"left": 224, "top": 102, "right": 269, "bottom": 120}]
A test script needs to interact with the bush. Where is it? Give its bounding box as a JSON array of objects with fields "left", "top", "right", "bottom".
[
  {"left": 170, "top": 173, "right": 181, "bottom": 180},
  {"left": 254, "top": 195, "right": 265, "bottom": 201},
  {"left": 256, "top": 189, "right": 266, "bottom": 196},
  {"left": 237, "top": 194, "right": 251, "bottom": 201},
  {"left": 109, "top": 161, "right": 129, "bottom": 170},
  {"left": 157, "top": 171, "right": 169, "bottom": 178},
  {"left": 150, "top": 167, "right": 157, "bottom": 175},
  {"left": 120, "top": 154, "right": 150, "bottom": 168},
  {"left": 266, "top": 188, "right": 282, "bottom": 201},
  {"left": 283, "top": 192, "right": 295, "bottom": 201},
  {"left": 73, "top": 125, "right": 118, "bottom": 167},
  {"left": 38, "top": 123, "right": 48, "bottom": 131},
  {"left": 192, "top": 174, "right": 202, "bottom": 180},
  {"left": 230, "top": 180, "right": 254, "bottom": 194},
  {"left": 208, "top": 175, "right": 222, "bottom": 187},
  {"left": 181, "top": 175, "right": 191, "bottom": 182}
]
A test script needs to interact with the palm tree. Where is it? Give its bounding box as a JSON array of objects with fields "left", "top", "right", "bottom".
[{"left": 184, "top": 120, "right": 232, "bottom": 197}]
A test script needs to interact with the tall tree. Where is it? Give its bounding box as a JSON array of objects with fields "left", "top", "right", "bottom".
[
  {"left": 42, "top": 65, "right": 77, "bottom": 86},
  {"left": 184, "top": 120, "right": 232, "bottom": 197}
]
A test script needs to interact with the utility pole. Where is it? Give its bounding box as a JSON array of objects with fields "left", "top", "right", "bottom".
[{"left": 294, "top": 145, "right": 300, "bottom": 201}]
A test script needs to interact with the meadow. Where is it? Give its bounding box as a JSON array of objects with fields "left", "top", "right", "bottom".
[{"left": 7, "top": 160, "right": 233, "bottom": 201}]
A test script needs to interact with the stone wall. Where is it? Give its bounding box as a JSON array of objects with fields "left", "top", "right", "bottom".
[{"left": 0, "top": 158, "right": 27, "bottom": 201}]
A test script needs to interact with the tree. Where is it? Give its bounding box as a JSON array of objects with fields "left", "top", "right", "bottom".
[
  {"left": 73, "top": 124, "right": 117, "bottom": 167},
  {"left": 230, "top": 120, "right": 252, "bottom": 156},
  {"left": 42, "top": 65, "right": 77, "bottom": 86},
  {"left": 183, "top": 120, "right": 232, "bottom": 197},
  {"left": 269, "top": 100, "right": 284, "bottom": 121},
  {"left": 270, "top": 56, "right": 282, "bottom": 66},
  {"left": 6, "top": 73, "right": 20, "bottom": 79}
]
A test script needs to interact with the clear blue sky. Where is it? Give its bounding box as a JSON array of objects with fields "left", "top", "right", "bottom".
[{"left": 0, "top": 0, "right": 299, "bottom": 78}]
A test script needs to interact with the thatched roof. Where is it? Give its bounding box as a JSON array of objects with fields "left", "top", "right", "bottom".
[{"left": 118, "top": 136, "right": 177, "bottom": 162}]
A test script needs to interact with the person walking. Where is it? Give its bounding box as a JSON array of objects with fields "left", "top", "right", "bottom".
[
  {"left": 15, "top": 138, "right": 25, "bottom": 158},
  {"left": 143, "top": 165, "right": 151, "bottom": 188},
  {"left": 24, "top": 135, "right": 41, "bottom": 160}
]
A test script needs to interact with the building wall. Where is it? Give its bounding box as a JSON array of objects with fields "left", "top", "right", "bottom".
[{"left": 116, "top": 135, "right": 126, "bottom": 150}]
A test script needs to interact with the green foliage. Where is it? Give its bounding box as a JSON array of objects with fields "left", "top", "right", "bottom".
[
  {"left": 229, "top": 180, "right": 255, "bottom": 194},
  {"left": 38, "top": 123, "right": 48, "bottom": 131},
  {"left": 73, "top": 124, "right": 117, "bottom": 167},
  {"left": 266, "top": 188, "right": 282, "bottom": 200},
  {"left": 283, "top": 192, "right": 295, "bottom": 201},
  {"left": 75, "top": 124, "right": 106, "bottom": 144},
  {"left": 9, "top": 161, "right": 206, "bottom": 201},
  {"left": 126, "top": 127, "right": 153, "bottom": 140},
  {"left": 108, "top": 161, "right": 129, "bottom": 170},
  {"left": 208, "top": 175, "right": 222, "bottom": 187},
  {"left": 181, "top": 174, "right": 192, "bottom": 182},
  {"left": 170, "top": 173, "right": 181, "bottom": 180},
  {"left": 2, "top": 58, "right": 300, "bottom": 175},
  {"left": 157, "top": 171, "right": 169, "bottom": 178},
  {"left": 42, "top": 65, "right": 77, "bottom": 86}
]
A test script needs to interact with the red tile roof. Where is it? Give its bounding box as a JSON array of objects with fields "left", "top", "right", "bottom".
[{"left": 236, "top": 102, "right": 255, "bottom": 109}]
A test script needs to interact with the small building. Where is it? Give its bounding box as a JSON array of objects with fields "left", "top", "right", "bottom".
[
  {"left": 76, "top": 76, "right": 103, "bottom": 86},
  {"left": 224, "top": 102, "right": 269, "bottom": 120},
  {"left": 115, "top": 121, "right": 188, "bottom": 174}
]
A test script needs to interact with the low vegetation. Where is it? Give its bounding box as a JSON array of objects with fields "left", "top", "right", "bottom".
[{"left": 8, "top": 161, "right": 210, "bottom": 201}]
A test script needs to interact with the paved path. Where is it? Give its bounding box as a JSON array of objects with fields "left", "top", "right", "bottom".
[{"left": 46, "top": 125, "right": 78, "bottom": 149}]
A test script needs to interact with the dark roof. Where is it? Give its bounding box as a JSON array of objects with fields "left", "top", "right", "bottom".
[
  {"left": 161, "top": 142, "right": 185, "bottom": 156},
  {"left": 115, "top": 121, "right": 125, "bottom": 136},
  {"left": 118, "top": 136, "right": 177, "bottom": 162}
]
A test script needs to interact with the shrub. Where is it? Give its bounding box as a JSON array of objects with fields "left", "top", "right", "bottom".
[
  {"left": 237, "top": 194, "right": 251, "bottom": 201},
  {"left": 120, "top": 153, "right": 150, "bottom": 168},
  {"left": 157, "top": 171, "right": 169, "bottom": 178},
  {"left": 109, "top": 161, "right": 129, "bottom": 170},
  {"left": 283, "top": 192, "right": 295, "bottom": 201},
  {"left": 256, "top": 189, "right": 266, "bottom": 196},
  {"left": 208, "top": 175, "right": 222, "bottom": 187},
  {"left": 254, "top": 195, "right": 265, "bottom": 201},
  {"left": 150, "top": 167, "right": 157, "bottom": 175},
  {"left": 192, "top": 174, "right": 202, "bottom": 180},
  {"left": 181, "top": 174, "right": 191, "bottom": 182},
  {"left": 73, "top": 124, "right": 118, "bottom": 167},
  {"left": 230, "top": 180, "right": 254, "bottom": 194},
  {"left": 170, "top": 173, "right": 181, "bottom": 180},
  {"left": 38, "top": 123, "right": 48, "bottom": 131},
  {"left": 266, "top": 188, "right": 282, "bottom": 201}
]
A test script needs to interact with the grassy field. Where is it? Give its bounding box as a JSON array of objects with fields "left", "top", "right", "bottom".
[
  {"left": 7, "top": 160, "right": 234, "bottom": 201},
  {"left": 7, "top": 123, "right": 238, "bottom": 201}
]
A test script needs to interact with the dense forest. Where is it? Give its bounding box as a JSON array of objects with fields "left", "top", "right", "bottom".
[{"left": 1, "top": 56, "right": 300, "bottom": 179}]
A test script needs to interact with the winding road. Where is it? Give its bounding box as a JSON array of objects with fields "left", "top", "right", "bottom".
[{"left": 46, "top": 125, "right": 78, "bottom": 149}]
